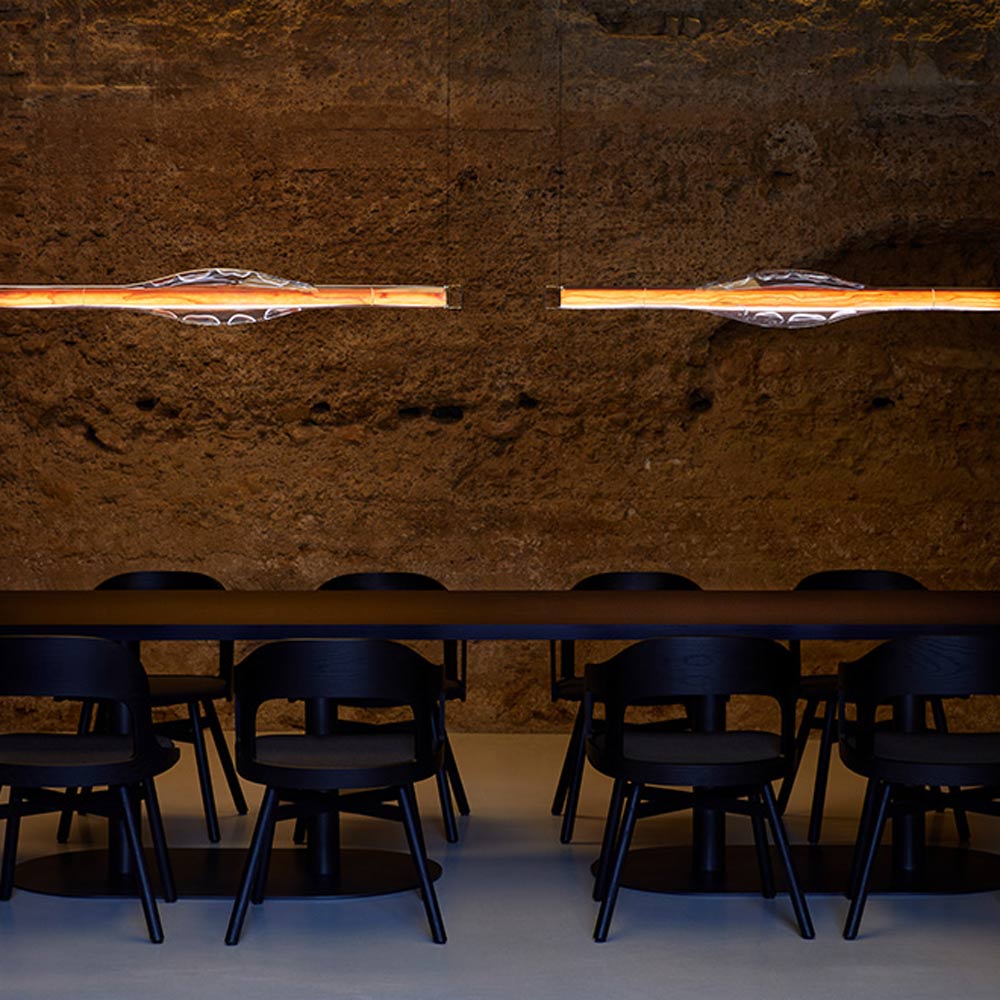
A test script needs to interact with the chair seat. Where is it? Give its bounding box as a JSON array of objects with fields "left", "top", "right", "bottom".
[
  {"left": 876, "top": 731, "right": 1000, "bottom": 766},
  {"left": 588, "top": 730, "right": 786, "bottom": 787},
  {"left": 147, "top": 674, "right": 228, "bottom": 705},
  {"left": 843, "top": 731, "right": 1000, "bottom": 786},
  {"left": 255, "top": 732, "right": 417, "bottom": 771},
  {"left": 0, "top": 733, "right": 178, "bottom": 783},
  {"left": 598, "top": 730, "right": 781, "bottom": 766}
]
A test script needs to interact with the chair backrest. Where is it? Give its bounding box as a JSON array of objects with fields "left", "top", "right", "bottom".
[
  {"left": 572, "top": 572, "right": 702, "bottom": 593},
  {"left": 553, "top": 572, "right": 701, "bottom": 693},
  {"left": 95, "top": 570, "right": 232, "bottom": 685},
  {"left": 96, "top": 571, "right": 226, "bottom": 592},
  {"left": 840, "top": 635, "right": 1000, "bottom": 754},
  {"left": 587, "top": 636, "right": 798, "bottom": 702},
  {"left": 794, "top": 569, "right": 925, "bottom": 592},
  {"left": 317, "top": 573, "right": 446, "bottom": 593},
  {"left": 233, "top": 639, "right": 443, "bottom": 767},
  {"left": 0, "top": 635, "right": 161, "bottom": 756},
  {"left": 585, "top": 636, "right": 798, "bottom": 762},
  {"left": 841, "top": 635, "right": 1000, "bottom": 705},
  {"left": 317, "top": 573, "right": 464, "bottom": 691}
]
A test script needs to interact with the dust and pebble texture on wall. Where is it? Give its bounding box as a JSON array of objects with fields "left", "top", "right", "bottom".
[{"left": 1, "top": 1, "right": 1000, "bottom": 731}]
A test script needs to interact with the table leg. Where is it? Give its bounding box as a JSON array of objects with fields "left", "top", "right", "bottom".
[
  {"left": 302, "top": 699, "right": 342, "bottom": 883},
  {"left": 891, "top": 696, "right": 926, "bottom": 876},
  {"left": 107, "top": 702, "right": 134, "bottom": 885},
  {"left": 691, "top": 695, "right": 726, "bottom": 877}
]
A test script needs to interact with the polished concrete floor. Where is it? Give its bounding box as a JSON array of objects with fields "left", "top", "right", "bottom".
[{"left": 3, "top": 733, "right": 1000, "bottom": 999}]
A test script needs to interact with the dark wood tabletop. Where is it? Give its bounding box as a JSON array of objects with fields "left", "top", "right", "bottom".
[{"left": 1, "top": 589, "right": 999, "bottom": 641}]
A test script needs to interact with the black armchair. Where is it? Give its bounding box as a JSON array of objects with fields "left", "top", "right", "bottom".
[
  {"left": 584, "top": 636, "right": 814, "bottom": 941},
  {"left": 225, "top": 638, "right": 447, "bottom": 945},
  {"left": 549, "top": 572, "right": 701, "bottom": 843},
  {"left": 0, "top": 635, "right": 178, "bottom": 943}
]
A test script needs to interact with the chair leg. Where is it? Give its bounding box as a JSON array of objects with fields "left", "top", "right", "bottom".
[
  {"left": 776, "top": 697, "right": 820, "bottom": 814},
  {"left": 188, "top": 700, "right": 221, "bottom": 843},
  {"left": 928, "top": 697, "right": 971, "bottom": 843},
  {"left": 117, "top": 785, "right": 164, "bottom": 944},
  {"left": 751, "top": 792, "right": 776, "bottom": 899},
  {"left": 203, "top": 699, "right": 249, "bottom": 816},
  {"left": 843, "top": 781, "right": 891, "bottom": 940},
  {"left": 435, "top": 761, "right": 460, "bottom": 844},
  {"left": 56, "top": 787, "right": 79, "bottom": 845},
  {"left": 847, "top": 778, "right": 878, "bottom": 900},
  {"left": 761, "top": 783, "right": 815, "bottom": 939},
  {"left": 399, "top": 784, "right": 446, "bottom": 944},
  {"left": 807, "top": 697, "right": 837, "bottom": 844},
  {"left": 560, "top": 705, "right": 589, "bottom": 844},
  {"left": 551, "top": 705, "right": 584, "bottom": 816},
  {"left": 0, "top": 787, "right": 22, "bottom": 900},
  {"left": 593, "top": 777, "right": 626, "bottom": 901},
  {"left": 57, "top": 699, "right": 96, "bottom": 843},
  {"left": 292, "top": 814, "right": 307, "bottom": 844},
  {"left": 594, "top": 781, "right": 641, "bottom": 943},
  {"left": 443, "top": 736, "right": 470, "bottom": 817},
  {"left": 947, "top": 791, "right": 971, "bottom": 843},
  {"left": 226, "top": 787, "right": 279, "bottom": 945},
  {"left": 251, "top": 792, "right": 280, "bottom": 905},
  {"left": 142, "top": 779, "right": 176, "bottom": 903}
]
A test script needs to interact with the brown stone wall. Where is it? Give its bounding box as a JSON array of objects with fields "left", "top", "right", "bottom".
[{"left": 2, "top": 1, "right": 1000, "bottom": 731}]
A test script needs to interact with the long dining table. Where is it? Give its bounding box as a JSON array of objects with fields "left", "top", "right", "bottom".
[{"left": 2, "top": 587, "right": 1000, "bottom": 899}]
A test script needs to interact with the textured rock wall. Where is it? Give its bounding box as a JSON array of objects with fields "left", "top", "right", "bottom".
[{"left": 1, "top": 1, "right": 1000, "bottom": 731}]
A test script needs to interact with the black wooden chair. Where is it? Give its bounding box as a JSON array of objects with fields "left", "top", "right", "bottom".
[
  {"left": 0, "top": 635, "right": 178, "bottom": 943},
  {"left": 776, "top": 569, "right": 968, "bottom": 845},
  {"left": 225, "top": 639, "right": 446, "bottom": 945},
  {"left": 839, "top": 635, "right": 1000, "bottom": 939},
  {"left": 549, "top": 572, "right": 701, "bottom": 843},
  {"left": 60, "top": 571, "right": 247, "bottom": 844},
  {"left": 315, "top": 573, "right": 468, "bottom": 843},
  {"left": 584, "top": 636, "right": 814, "bottom": 941}
]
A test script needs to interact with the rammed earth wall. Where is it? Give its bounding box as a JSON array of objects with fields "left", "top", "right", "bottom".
[{"left": 2, "top": 1, "right": 999, "bottom": 730}]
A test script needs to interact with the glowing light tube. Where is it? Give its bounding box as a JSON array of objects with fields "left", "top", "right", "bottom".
[
  {"left": 556, "top": 269, "right": 1000, "bottom": 328},
  {"left": 0, "top": 268, "right": 458, "bottom": 326}
]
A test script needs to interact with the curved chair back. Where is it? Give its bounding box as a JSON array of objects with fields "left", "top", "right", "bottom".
[
  {"left": 96, "top": 571, "right": 226, "bottom": 592},
  {"left": 572, "top": 572, "right": 702, "bottom": 593},
  {"left": 318, "top": 573, "right": 464, "bottom": 698},
  {"left": 233, "top": 639, "right": 444, "bottom": 784},
  {"left": 95, "top": 571, "right": 232, "bottom": 688},
  {"left": 841, "top": 634, "right": 1000, "bottom": 711},
  {"left": 794, "top": 569, "right": 925, "bottom": 592},
  {"left": 0, "top": 634, "right": 149, "bottom": 703},
  {"left": 0, "top": 635, "right": 163, "bottom": 783},
  {"left": 586, "top": 636, "right": 798, "bottom": 766},
  {"left": 318, "top": 573, "right": 445, "bottom": 593},
  {"left": 552, "top": 572, "right": 701, "bottom": 697}
]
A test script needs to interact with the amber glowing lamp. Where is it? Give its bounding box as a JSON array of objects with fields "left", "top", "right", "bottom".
[
  {"left": 555, "top": 269, "right": 1000, "bottom": 328},
  {"left": 0, "top": 268, "right": 459, "bottom": 326}
]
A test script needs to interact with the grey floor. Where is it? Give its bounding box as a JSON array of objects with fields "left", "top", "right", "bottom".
[{"left": 3, "top": 733, "right": 1000, "bottom": 1000}]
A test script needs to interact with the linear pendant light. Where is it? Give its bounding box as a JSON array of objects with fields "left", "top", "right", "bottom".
[
  {"left": 0, "top": 267, "right": 459, "bottom": 326},
  {"left": 556, "top": 269, "right": 1000, "bottom": 328}
]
